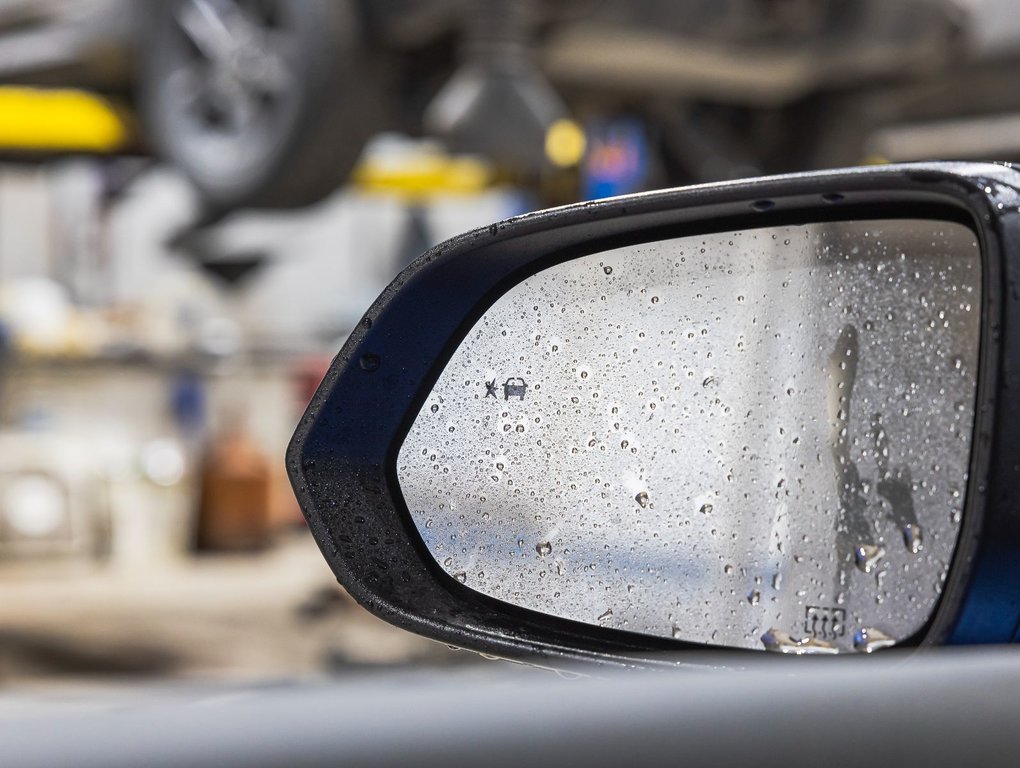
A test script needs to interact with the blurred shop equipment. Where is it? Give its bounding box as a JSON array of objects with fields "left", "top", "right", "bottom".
[
  {"left": 423, "top": 0, "right": 569, "bottom": 179},
  {"left": 0, "top": 433, "right": 111, "bottom": 563},
  {"left": 196, "top": 415, "right": 272, "bottom": 551},
  {"left": 581, "top": 117, "right": 653, "bottom": 199},
  {"left": 9, "top": 0, "right": 1020, "bottom": 214}
]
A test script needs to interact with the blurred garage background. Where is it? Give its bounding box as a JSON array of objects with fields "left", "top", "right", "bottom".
[{"left": 0, "top": 0, "right": 1018, "bottom": 688}]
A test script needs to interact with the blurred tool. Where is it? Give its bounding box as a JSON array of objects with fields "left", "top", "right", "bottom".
[{"left": 425, "top": 0, "right": 570, "bottom": 178}]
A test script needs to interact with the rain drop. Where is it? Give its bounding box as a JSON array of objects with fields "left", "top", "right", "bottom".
[
  {"left": 854, "top": 544, "right": 885, "bottom": 573},
  {"left": 853, "top": 627, "right": 896, "bottom": 653},
  {"left": 760, "top": 628, "right": 838, "bottom": 655},
  {"left": 902, "top": 524, "right": 923, "bottom": 554}
]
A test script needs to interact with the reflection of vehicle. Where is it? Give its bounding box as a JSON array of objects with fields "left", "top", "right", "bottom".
[{"left": 6, "top": 0, "right": 1020, "bottom": 211}]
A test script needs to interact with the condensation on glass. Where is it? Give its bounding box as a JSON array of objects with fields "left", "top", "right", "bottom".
[{"left": 397, "top": 220, "right": 980, "bottom": 653}]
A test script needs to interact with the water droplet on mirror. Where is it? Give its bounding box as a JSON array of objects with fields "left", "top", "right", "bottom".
[
  {"left": 760, "top": 628, "right": 839, "bottom": 655},
  {"left": 359, "top": 353, "right": 381, "bottom": 371},
  {"left": 747, "top": 590, "right": 761, "bottom": 606},
  {"left": 453, "top": 571, "right": 467, "bottom": 583},
  {"left": 853, "top": 627, "right": 896, "bottom": 653},
  {"left": 597, "top": 608, "right": 613, "bottom": 622},
  {"left": 854, "top": 544, "right": 885, "bottom": 573},
  {"left": 702, "top": 376, "right": 716, "bottom": 387},
  {"left": 603, "top": 266, "right": 613, "bottom": 275},
  {"left": 700, "top": 503, "right": 713, "bottom": 514},
  {"left": 536, "top": 541, "right": 552, "bottom": 556},
  {"left": 902, "top": 524, "right": 923, "bottom": 554},
  {"left": 430, "top": 404, "right": 439, "bottom": 414},
  {"left": 635, "top": 491, "right": 650, "bottom": 508},
  {"left": 724, "top": 564, "right": 734, "bottom": 575}
]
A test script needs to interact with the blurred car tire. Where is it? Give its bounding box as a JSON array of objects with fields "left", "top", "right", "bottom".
[{"left": 140, "top": 0, "right": 382, "bottom": 211}]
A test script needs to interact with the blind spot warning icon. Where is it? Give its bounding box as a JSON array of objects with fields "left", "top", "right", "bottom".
[{"left": 503, "top": 378, "right": 528, "bottom": 401}]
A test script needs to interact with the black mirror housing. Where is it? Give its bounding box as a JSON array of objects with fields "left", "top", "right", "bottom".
[{"left": 288, "top": 162, "right": 1020, "bottom": 666}]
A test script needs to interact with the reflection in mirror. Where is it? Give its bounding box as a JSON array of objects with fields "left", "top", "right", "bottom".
[{"left": 398, "top": 220, "right": 980, "bottom": 653}]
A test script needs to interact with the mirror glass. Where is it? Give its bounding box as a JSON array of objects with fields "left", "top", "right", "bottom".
[{"left": 397, "top": 219, "right": 980, "bottom": 653}]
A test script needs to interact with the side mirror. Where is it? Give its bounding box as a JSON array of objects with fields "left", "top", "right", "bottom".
[{"left": 289, "top": 163, "right": 1020, "bottom": 666}]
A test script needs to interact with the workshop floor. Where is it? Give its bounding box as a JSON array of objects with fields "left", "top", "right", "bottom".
[{"left": 0, "top": 529, "right": 472, "bottom": 690}]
